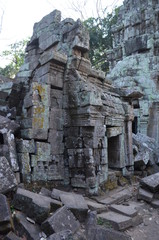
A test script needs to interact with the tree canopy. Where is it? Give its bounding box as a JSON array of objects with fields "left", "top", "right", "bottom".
[
  {"left": 84, "top": 7, "right": 119, "bottom": 72},
  {"left": 0, "top": 38, "right": 29, "bottom": 78}
]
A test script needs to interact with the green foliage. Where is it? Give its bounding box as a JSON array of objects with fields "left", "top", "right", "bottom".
[
  {"left": 84, "top": 7, "right": 119, "bottom": 72},
  {"left": 97, "top": 217, "right": 112, "bottom": 228},
  {"left": 0, "top": 38, "right": 30, "bottom": 78}
]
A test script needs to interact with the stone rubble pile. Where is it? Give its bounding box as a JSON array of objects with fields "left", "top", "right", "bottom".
[
  {"left": 0, "top": 0, "right": 159, "bottom": 201},
  {"left": 0, "top": 186, "right": 136, "bottom": 240},
  {"left": 1, "top": 0, "right": 159, "bottom": 199},
  {"left": 138, "top": 172, "right": 159, "bottom": 208},
  {"left": 132, "top": 133, "right": 159, "bottom": 174}
]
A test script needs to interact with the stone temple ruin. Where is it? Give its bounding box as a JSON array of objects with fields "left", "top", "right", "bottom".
[
  {"left": 107, "top": 0, "right": 159, "bottom": 141},
  {"left": 0, "top": 9, "right": 134, "bottom": 195},
  {"left": 107, "top": 0, "right": 159, "bottom": 172},
  {"left": 1, "top": 0, "right": 159, "bottom": 196}
]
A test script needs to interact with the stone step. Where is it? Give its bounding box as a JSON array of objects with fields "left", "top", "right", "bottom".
[
  {"left": 97, "top": 211, "right": 132, "bottom": 231},
  {"left": 109, "top": 204, "right": 138, "bottom": 217},
  {"left": 96, "top": 189, "right": 132, "bottom": 205}
]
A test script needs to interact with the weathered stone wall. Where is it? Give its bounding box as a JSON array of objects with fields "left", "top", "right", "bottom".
[
  {"left": 0, "top": 76, "right": 21, "bottom": 185},
  {"left": 107, "top": 0, "right": 159, "bottom": 145},
  {"left": 6, "top": 10, "right": 133, "bottom": 194}
]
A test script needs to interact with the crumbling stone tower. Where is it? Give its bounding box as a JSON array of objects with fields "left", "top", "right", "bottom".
[
  {"left": 107, "top": 0, "right": 159, "bottom": 145},
  {"left": 14, "top": 10, "right": 133, "bottom": 194}
]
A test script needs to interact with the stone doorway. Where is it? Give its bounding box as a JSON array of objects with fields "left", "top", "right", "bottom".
[
  {"left": 108, "top": 135, "right": 120, "bottom": 169},
  {"left": 132, "top": 116, "right": 138, "bottom": 134},
  {"left": 107, "top": 126, "right": 124, "bottom": 170}
]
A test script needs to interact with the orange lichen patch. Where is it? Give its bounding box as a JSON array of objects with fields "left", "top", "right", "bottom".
[
  {"left": 32, "top": 117, "right": 44, "bottom": 129},
  {"left": 32, "top": 84, "right": 46, "bottom": 101},
  {"left": 33, "top": 106, "right": 45, "bottom": 115}
]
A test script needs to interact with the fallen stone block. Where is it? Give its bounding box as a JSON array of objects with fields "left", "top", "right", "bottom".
[
  {"left": 51, "top": 189, "right": 88, "bottom": 222},
  {"left": 60, "top": 192, "right": 88, "bottom": 222},
  {"left": 0, "top": 194, "right": 13, "bottom": 234},
  {"left": 131, "top": 214, "right": 143, "bottom": 227},
  {"left": 41, "top": 206, "right": 80, "bottom": 236},
  {"left": 97, "top": 211, "right": 132, "bottom": 231},
  {"left": 85, "top": 210, "right": 97, "bottom": 228},
  {"left": 151, "top": 199, "right": 159, "bottom": 208},
  {"left": 51, "top": 188, "right": 69, "bottom": 200},
  {"left": 109, "top": 204, "right": 138, "bottom": 217},
  {"left": 73, "top": 229, "right": 87, "bottom": 240},
  {"left": 85, "top": 198, "right": 108, "bottom": 213},
  {"left": 111, "top": 189, "right": 132, "bottom": 203},
  {"left": 97, "top": 189, "right": 132, "bottom": 205},
  {"left": 0, "top": 156, "right": 17, "bottom": 193},
  {"left": 39, "top": 187, "right": 52, "bottom": 197},
  {"left": 4, "top": 231, "right": 21, "bottom": 240},
  {"left": 137, "top": 187, "right": 153, "bottom": 203},
  {"left": 86, "top": 225, "right": 132, "bottom": 240},
  {"left": 14, "top": 212, "right": 41, "bottom": 240},
  {"left": 140, "top": 172, "right": 159, "bottom": 192},
  {"left": 85, "top": 211, "right": 97, "bottom": 239},
  {"left": 96, "top": 196, "right": 116, "bottom": 205},
  {"left": 13, "top": 188, "right": 62, "bottom": 224},
  {"left": 47, "top": 230, "right": 73, "bottom": 240}
]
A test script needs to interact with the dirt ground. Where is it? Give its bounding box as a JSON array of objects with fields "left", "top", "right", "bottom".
[
  {"left": 125, "top": 200, "right": 159, "bottom": 240},
  {"left": 98, "top": 179, "right": 159, "bottom": 240},
  {"left": 115, "top": 181, "right": 159, "bottom": 240}
]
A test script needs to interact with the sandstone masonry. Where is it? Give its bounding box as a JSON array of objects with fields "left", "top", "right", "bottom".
[
  {"left": 0, "top": 10, "right": 134, "bottom": 194},
  {"left": 107, "top": 0, "right": 159, "bottom": 147}
]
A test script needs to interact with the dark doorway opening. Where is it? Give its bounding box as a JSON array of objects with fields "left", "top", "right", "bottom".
[
  {"left": 108, "top": 135, "right": 120, "bottom": 169},
  {"left": 132, "top": 116, "right": 138, "bottom": 134},
  {"left": 0, "top": 133, "right": 4, "bottom": 144}
]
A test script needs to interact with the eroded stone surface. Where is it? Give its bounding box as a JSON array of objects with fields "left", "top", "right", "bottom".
[
  {"left": 107, "top": 0, "right": 159, "bottom": 165},
  {"left": 140, "top": 173, "right": 159, "bottom": 192},
  {"left": 14, "top": 212, "right": 41, "bottom": 240},
  {"left": 13, "top": 188, "right": 62, "bottom": 223},
  {"left": 85, "top": 198, "right": 108, "bottom": 213},
  {"left": 97, "top": 211, "right": 132, "bottom": 231},
  {"left": 109, "top": 204, "right": 137, "bottom": 217},
  {"left": 41, "top": 206, "right": 80, "bottom": 236},
  {"left": 0, "top": 157, "right": 17, "bottom": 193},
  {"left": 0, "top": 194, "right": 12, "bottom": 234},
  {"left": 97, "top": 189, "right": 132, "bottom": 205},
  {"left": 47, "top": 230, "right": 73, "bottom": 240},
  {"left": 59, "top": 192, "right": 88, "bottom": 222},
  {"left": 4, "top": 231, "right": 21, "bottom": 240},
  {"left": 86, "top": 225, "right": 132, "bottom": 240},
  {"left": 137, "top": 187, "right": 154, "bottom": 202}
]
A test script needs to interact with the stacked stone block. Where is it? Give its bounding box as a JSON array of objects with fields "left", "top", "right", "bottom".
[
  {"left": 13, "top": 9, "right": 133, "bottom": 194},
  {"left": 107, "top": 0, "right": 159, "bottom": 145}
]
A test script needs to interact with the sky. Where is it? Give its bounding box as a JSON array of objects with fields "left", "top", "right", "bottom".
[{"left": 0, "top": 0, "right": 124, "bottom": 67}]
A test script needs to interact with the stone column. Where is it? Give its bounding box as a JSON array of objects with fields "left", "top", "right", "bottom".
[{"left": 125, "top": 120, "right": 133, "bottom": 167}]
